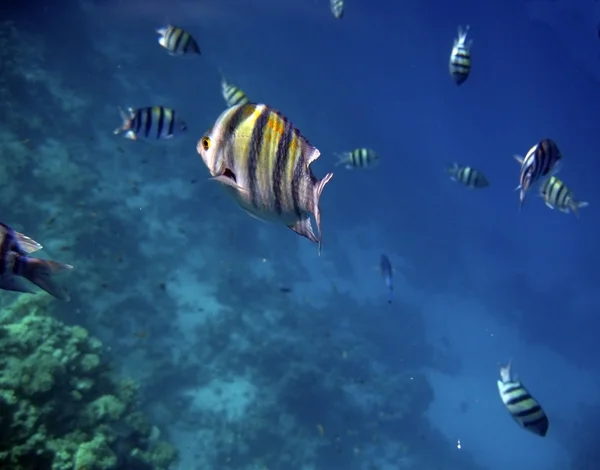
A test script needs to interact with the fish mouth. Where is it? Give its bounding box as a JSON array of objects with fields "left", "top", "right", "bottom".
[{"left": 222, "top": 168, "right": 237, "bottom": 183}]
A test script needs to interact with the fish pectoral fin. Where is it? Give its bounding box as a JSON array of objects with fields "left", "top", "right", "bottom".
[
  {"left": 545, "top": 202, "right": 554, "bottom": 209},
  {"left": 513, "top": 154, "right": 524, "bottom": 164},
  {"left": 288, "top": 218, "right": 318, "bottom": 244},
  {"left": 14, "top": 232, "right": 43, "bottom": 253}
]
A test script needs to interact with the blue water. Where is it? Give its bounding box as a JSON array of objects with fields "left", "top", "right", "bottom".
[{"left": 3, "top": 0, "right": 600, "bottom": 468}]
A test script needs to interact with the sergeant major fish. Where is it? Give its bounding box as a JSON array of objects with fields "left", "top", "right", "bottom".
[
  {"left": 449, "top": 26, "right": 472, "bottom": 85},
  {"left": 335, "top": 148, "right": 379, "bottom": 170},
  {"left": 380, "top": 254, "right": 393, "bottom": 304},
  {"left": 0, "top": 222, "right": 72, "bottom": 301},
  {"left": 497, "top": 360, "right": 549, "bottom": 437},
  {"left": 514, "top": 138, "right": 562, "bottom": 208},
  {"left": 156, "top": 25, "right": 200, "bottom": 56},
  {"left": 330, "top": 0, "right": 344, "bottom": 19},
  {"left": 114, "top": 106, "right": 187, "bottom": 140},
  {"left": 447, "top": 163, "right": 489, "bottom": 188},
  {"left": 220, "top": 72, "right": 249, "bottom": 108},
  {"left": 540, "top": 176, "right": 588, "bottom": 217},
  {"left": 196, "top": 103, "right": 334, "bottom": 254}
]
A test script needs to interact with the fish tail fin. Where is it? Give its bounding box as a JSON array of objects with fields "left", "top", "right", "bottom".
[
  {"left": 334, "top": 152, "right": 348, "bottom": 167},
  {"left": 572, "top": 200, "right": 589, "bottom": 218},
  {"left": 447, "top": 162, "right": 458, "bottom": 179},
  {"left": 20, "top": 257, "right": 73, "bottom": 301},
  {"left": 114, "top": 107, "right": 133, "bottom": 135},
  {"left": 313, "top": 172, "right": 334, "bottom": 255}
]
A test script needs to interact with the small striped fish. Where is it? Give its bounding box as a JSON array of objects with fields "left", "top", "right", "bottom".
[
  {"left": 196, "top": 103, "right": 334, "bottom": 254},
  {"left": 335, "top": 148, "right": 379, "bottom": 169},
  {"left": 0, "top": 222, "right": 72, "bottom": 301},
  {"left": 449, "top": 26, "right": 472, "bottom": 85},
  {"left": 220, "top": 74, "right": 249, "bottom": 108},
  {"left": 330, "top": 0, "right": 344, "bottom": 19},
  {"left": 447, "top": 163, "right": 489, "bottom": 188},
  {"left": 540, "top": 176, "right": 588, "bottom": 216},
  {"left": 497, "top": 361, "right": 549, "bottom": 437},
  {"left": 114, "top": 106, "right": 187, "bottom": 140},
  {"left": 514, "top": 138, "right": 562, "bottom": 208},
  {"left": 156, "top": 25, "right": 200, "bottom": 56}
]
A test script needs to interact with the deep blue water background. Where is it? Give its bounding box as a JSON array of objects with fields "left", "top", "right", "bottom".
[{"left": 2, "top": 0, "right": 600, "bottom": 468}]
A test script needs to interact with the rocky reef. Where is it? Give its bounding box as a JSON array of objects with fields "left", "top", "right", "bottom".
[{"left": 0, "top": 293, "right": 177, "bottom": 470}]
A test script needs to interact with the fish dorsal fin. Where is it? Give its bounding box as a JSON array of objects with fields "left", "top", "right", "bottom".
[
  {"left": 306, "top": 147, "right": 321, "bottom": 167},
  {"left": 15, "top": 231, "right": 42, "bottom": 253}
]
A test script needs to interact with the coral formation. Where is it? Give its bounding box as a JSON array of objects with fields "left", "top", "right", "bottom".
[{"left": 0, "top": 293, "right": 177, "bottom": 470}]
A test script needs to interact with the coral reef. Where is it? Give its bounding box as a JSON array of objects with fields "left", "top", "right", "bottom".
[{"left": 0, "top": 293, "right": 177, "bottom": 470}]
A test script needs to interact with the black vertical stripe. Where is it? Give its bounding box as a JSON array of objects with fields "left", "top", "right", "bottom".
[
  {"left": 133, "top": 110, "right": 141, "bottom": 134},
  {"left": 248, "top": 108, "right": 270, "bottom": 209},
  {"left": 156, "top": 107, "right": 165, "bottom": 139},
  {"left": 273, "top": 118, "right": 292, "bottom": 216},
  {"left": 556, "top": 182, "right": 568, "bottom": 207},
  {"left": 291, "top": 162, "right": 303, "bottom": 219},
  {"left": 143, "top": 108, "right": 153, "bottom": 138},
  {"left": 174, "top": 30, "right": 185, "bottom": 53}
]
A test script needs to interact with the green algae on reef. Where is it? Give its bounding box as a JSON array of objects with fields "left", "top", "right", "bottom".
[{"left": 0, "top": 293, "right": 177, "bottom": 470}]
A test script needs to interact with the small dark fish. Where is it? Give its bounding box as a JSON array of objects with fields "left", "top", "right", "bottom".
[
  {"left": 114, "top": 106, "right": 187, "bottom": 141},
  {"left": 449, "top": 26, "right": 472, "bottom": 85},
  {"left": 447, "top": 163, "right": 489, "bottom": 188},
  {"left": 0, "top": 222, "right": 72, "bottom": 301},
  {"left": 379, "top": 254, "right": 393, "bottom": 303},
  {"left": 514, "top": 138, "right": 562, "bottom": 208},
  {"left": 540, "top": 176, "right": 588, "bottom": 216},
  {"left": 156, "top": 25, "right": 200, "bottom": 56},
  {"left": 279, "top": 287, "right": 292, "bottom": 293},
  {"left": 497, "top": 361, "right": 549, "bottom": 437}
]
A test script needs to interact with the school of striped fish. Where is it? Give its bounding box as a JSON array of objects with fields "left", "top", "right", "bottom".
[{"left": 1, "top": 2, "right": 591, "bottom": 445}]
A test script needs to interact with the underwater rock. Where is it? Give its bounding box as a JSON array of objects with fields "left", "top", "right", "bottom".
[{"left": 0, "top": 293, "right": 178, "bottom": 469}]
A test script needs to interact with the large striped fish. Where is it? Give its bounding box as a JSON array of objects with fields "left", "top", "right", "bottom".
[
  {"left": 0, "top": 222, "right": 72, "bottom": 301},
  {"left": 114, "top": 106, "right": 187, "bottom": 141},
  {"left": 514, "top": 138, "right": 562, "bottom": 208},
  {"left": 497, "top": 361, "right": 549, "bottom": 437},
  {"left": 156, "top": 25, "right": 200, "bottom": 56},
  {"left": 449, "top": 26, "right": 472, "bottom": 85},
  {"left": 196, "top": 103, "right": 333, "bottom": 254}
]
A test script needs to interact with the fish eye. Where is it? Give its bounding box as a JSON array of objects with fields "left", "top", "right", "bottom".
[{"left": 201, "top": 136, "right": 211, "bottom": 150}]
